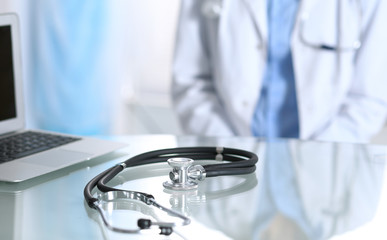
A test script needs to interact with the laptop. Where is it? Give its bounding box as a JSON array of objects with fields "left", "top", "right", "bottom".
[{"left": 0, "top": 13, "right": 126, "bottom": 182}]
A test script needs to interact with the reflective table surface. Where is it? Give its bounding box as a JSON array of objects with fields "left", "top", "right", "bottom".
[{"left": 1, "top": 135, "right": 387, "bottom": 240}]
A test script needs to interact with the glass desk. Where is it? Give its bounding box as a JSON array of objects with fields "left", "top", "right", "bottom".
[{"left": 0, "top": 135, "right": 386, "bottom": 240}]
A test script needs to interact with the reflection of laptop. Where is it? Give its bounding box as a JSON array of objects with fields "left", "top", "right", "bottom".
[{"left": 0, "top": 13, "right": 126, "bottom": 182}]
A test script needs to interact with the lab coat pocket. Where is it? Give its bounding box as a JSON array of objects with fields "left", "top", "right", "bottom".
[{"left": 300, "top": 0, "right": 360, "bottom": 53}]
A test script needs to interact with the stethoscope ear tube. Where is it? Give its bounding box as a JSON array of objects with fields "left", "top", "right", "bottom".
[
  {"left": 97, "top": 165, "right": 124, "bottom": 192},
  {"left": 205, "top": 165, "right": 256, "bottom": 177},
  {"left": 84, "top": 166, "right": 116, "bottom": 208},
  {"left": 202, "top": 147, "right": 258, "bottom": 174}
]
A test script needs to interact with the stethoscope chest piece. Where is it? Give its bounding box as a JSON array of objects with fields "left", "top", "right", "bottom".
[{"left": 163, "top": 158, "right": 206, "bottom": 191}]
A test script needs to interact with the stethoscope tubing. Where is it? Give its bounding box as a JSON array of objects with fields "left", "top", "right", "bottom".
[{"left": 84, "top": 146, "right": 258, "bottom": 207}]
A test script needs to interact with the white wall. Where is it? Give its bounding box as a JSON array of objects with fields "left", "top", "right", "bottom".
[{"left": 107, "top": 0, "right": 182, "bottom": 135}]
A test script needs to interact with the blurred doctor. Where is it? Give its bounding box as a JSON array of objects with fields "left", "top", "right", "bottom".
[{"left": 172, "top": 0, "right": 387, "bottom": 142}]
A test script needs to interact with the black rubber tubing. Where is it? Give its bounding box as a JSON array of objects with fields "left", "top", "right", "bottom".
[{"left": 84, "top": 147, "right": 258, "bottom": 206}]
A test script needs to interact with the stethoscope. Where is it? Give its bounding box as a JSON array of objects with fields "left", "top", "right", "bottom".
[
  {"left": 84, "top": 146, "right": 258, "bottom": 236},
  {"left": 201, "top": 0, "right": 362, "bottom": 52}
]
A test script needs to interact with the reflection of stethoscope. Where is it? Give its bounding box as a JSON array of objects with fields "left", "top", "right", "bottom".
[
  {"left": 84, "top": 147, "right": 258, "bottom": 236},
  {"left": 168, "top": 173, "right": 258, "bottom": 216},
  {"left": 201, "top": 0, "right": 362, "bottom": 52}
]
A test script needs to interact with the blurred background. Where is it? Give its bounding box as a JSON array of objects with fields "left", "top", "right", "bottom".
[
  {"left": 0, "top": 0, "right": 182, "bottom": 136},
  {"left": 0, "top": 1, "right": 386, "bottom": 143}
]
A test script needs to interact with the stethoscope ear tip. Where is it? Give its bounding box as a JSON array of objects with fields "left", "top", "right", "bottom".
[
  {"left": 138, "top": 218, "right": 152, "bottom": 229},
  {"left": 137, "top": 218, "right": 173, "bottom": 236},
  {"left": 159, "top": 227, "right": 173, "bottom": 236}
]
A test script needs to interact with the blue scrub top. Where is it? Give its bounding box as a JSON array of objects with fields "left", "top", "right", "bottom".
[{"left": 252, "top": 0, "right": 300, "bottom": 138}]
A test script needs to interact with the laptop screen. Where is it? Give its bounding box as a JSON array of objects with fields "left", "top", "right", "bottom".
[{"left": 0, "top": 25, "right": 17, "bottom": 122}]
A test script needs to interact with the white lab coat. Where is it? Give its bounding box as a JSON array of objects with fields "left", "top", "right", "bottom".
[{"left": 172, "top": 0, "right": 387, "bottom": 143}]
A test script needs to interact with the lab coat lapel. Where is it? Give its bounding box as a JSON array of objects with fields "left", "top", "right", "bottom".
[
  {"left": 241, "top": 0, "right": 268, "bottom": 46},
  {"left": 240, "top": 0, "right": 321, "bottom": 47},
  {"left": 297, "top": 0, "right": 320, "bottom": 19}
]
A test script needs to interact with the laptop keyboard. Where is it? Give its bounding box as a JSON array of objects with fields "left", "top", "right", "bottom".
[{"left": 0, "top": 131, "right": 81, "bottom": 163}]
